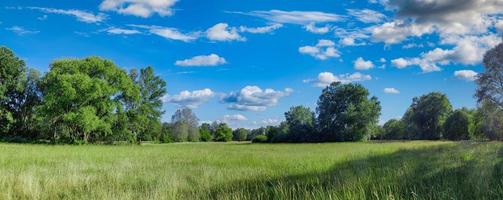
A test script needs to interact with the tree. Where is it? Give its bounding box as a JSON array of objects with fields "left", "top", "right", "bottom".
[
  {"left": 473, "top": 100, "right": 503, "bottom": 140},
  {"left": 476, "top": 40, "right": 503, "bottom": 108},
  {"left": 248, "top": 127, "right": 266, "bottom": 140},
  {"left": 266, "top": 122, "right": 289, "bottom": 142},
  {"left": 128, "top": 66, "right": 167, "bottom": 142},
  {"left": 443, "top": 109, "right": 472, "bottom": 140},
  {"left": 38, "top": 57, "right": 139, "bottom": 143},
  {"left": 316, "top": 82, "right": 381, "bottom": 141},
  {"left": 160, "top": 122, "right": 173, "bottom": 143},
  {"left": 232, "top": 128, "right": 249, "bottom": 141},
  {"left": 214, "top": 123, "right": 232, "bottom": 142},
  {"left": 0, "top": 47, "right": 27, "bottom": 136},
  {"left": 381, "top": 119, "right": 406, "bottom": 140},
  {"left": 171, "top": 108, "right": 199, "bottom": 142},
  {"left": 403, "top": 92, "right": 452, "bottom": 140},
  {"left": 199, "top": 123, "right": 212, "bottom": 142},
  {"left": 284, "top": 106, "right": 315, "bottom": 142}
]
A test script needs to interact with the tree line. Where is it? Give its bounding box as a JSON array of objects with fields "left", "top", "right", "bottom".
[{"left": 1, "top": 39, "right": 503, "bottom": 144}]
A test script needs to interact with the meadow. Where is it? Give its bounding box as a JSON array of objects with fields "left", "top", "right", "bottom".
[{"left": 1, "top": 141, "right": 502, "bottom": 200}]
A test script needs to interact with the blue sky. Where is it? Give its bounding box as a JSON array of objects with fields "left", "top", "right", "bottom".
[{"left": 1, "top": 0, "right": 502, "bottom": 128}]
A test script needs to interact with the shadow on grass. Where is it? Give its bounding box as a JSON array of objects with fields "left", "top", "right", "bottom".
[{"left": 204, "top": 142, "right": 503, "bottom": 200}]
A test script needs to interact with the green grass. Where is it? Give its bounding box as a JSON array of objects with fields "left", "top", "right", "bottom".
[{"left": 0, "top": 141, "right": 502, "bottom": 199}]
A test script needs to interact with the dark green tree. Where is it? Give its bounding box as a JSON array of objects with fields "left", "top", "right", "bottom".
[
  {"left": 381, "top": 119, "right": 406, "bottom": 140},
  {"left": 316, "top": 82, "right": 381, "bottom": 141},
  {"left": 443, "top": 109, "right": 472, "bottom": 140},
  {"left": 284, "top": 105, "right": 315, "bottom": 142},
  {"left": 214, "top": 123, "right": 232, "bottom": 142},
  {"left": 199, "top": 123, "right": 212, "bottom": 142},
  {"left": 232, "top": 128, "right": 249, "bottom": 141},
  {"left": 403, "top": 92, "right": 452, "bottom": 140}
]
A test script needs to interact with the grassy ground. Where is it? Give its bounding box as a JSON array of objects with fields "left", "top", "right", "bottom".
[{"left": 0, "top": 141, "right": 502, "bottom": 200}]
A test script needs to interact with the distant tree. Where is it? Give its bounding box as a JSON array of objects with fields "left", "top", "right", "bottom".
[
  {"left": 266, "top": 122, "right": 289, "bottom": 142},
  {"left": 171, "top": 108, "right": 199, "bottom": 142},
  {"left": 403, "top": 92, "right": 452, "bottom": 140},
  {"left": 476, "top": 40, "right": 503, "bottom": 108},
  {"left": 199, "top": 123, "right": 212, "bottom": 142},
  {"left": 160, "top": 122, "right": 173, "bottom": 143},
  {"left": 443, "top": 109, "right": 472, "bottom": 140},
  {"left": 38, "top": 57, "right": 139, "bottom": 143},
  {"left": 232, "top": 128, "right": 249, "bottom": 141},
  {"left": 316, "top": 82, "right": 381, "bottom": 141},
  {"left": 252, "top": 135, "right": 268, "bottom": 143},
  {"left": 473, "top": 100, "right": 503, "bottom": 140},
  {"left": 284, "top": 106, "right": 315, "bottom": 142},
  {"left": 248, "top": 127, "right": 266, "bottom": 140},
  {"left": 381, "top": 119, "right": 406, "bottom": 140},
  {"left": 214, "top": 123, "right": 232, "bottom": 142}
]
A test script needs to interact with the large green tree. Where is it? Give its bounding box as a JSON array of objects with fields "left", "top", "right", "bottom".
[
  {"left": 403, "top": 92, "right": 452, "bottom": 140},
  {"left": 171, "top": 108, "right": 199, "bottom": 142},
  {"left": 443, "top": 109, "right": 472, "bottom": 140},
  {"left": 476, "top": 40, "right": 503, "bottom": 108},
  {"left": 284, "top": 105, "right": 315, "bottom": 142},
  {"left": 38, "top": 57, "right": 139, "bottom": 143},
  {"left": 214, "top": 123, "right": 232, "bottom": 142},
  {"left": 316, "top": 82, "right": 381, "bottom": 141},
  {"left": 381, "top": 119, "right": 406, "bottom": 140},
  {"left": 232, "top": 128, "right": 249, "bottom": 141}
]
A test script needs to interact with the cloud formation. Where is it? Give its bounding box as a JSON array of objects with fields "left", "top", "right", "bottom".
[
  {"left": 163, "top": 89, "right": 215, "bottom": 108},
  {"left": 175, "top": 54, "right": 227, "bottom": 67},
  {"left": 130, "top": 24, "right": 199, "bottom": 42},
  {"left": 206, "top": 23, "right": 245, "bottom": 41},
  {"left": 239, "top": 24, "right": 283, "bottom": 34},
  {"left": 347, "top": 9, "right": 386, "bottom": 23},
  {"left": 299, "top": 39, "right": 340, "bottom": 60},
  {"left": 237, "top": 10, "right": 343, "bottom": 25},
  {"left": 454, "top": 70, "right": 478, "bottom": 81},
  {"left": 222, "top": 86, "right": 293, "bottom": 111},
  {"left": 29, "top": 7, "right": 106, "bottom": 23},
  {"left": 384, "top": 87, "right": 400, "bottom": 94},
  {"left": 100, "top": 0, "right": 178, "bottom": 18},
  {"left": 354, "top": 57, "right": 375, "bottom": 70},
  {"left": 304, "top": 72, "right": 372, "bottom": 88},
  {"left": 6, "top": 26, "right": 39, "bottom": 35}
]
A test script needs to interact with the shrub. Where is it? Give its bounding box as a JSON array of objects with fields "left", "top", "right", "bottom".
[{"left": 252, "top": 135, "right": 268, "bottom": 143}]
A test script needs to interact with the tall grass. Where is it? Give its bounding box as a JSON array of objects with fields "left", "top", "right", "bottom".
[{"left": 0, "top": 141, "right": 501, "bottom": 199}]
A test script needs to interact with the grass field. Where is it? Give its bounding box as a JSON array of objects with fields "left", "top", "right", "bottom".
[{"left": 1, "top": 141, "right": 502, "bottom": 200}]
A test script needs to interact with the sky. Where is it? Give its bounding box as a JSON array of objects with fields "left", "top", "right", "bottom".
[{"left": 1, "top": 0, "right": 502, "bottom": 128}]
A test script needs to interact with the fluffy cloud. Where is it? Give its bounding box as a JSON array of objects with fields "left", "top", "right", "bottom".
[
  {"left": 99, "top": 0, "right": 177, "bottom": 18},
  {"left": 299, "top": 39, "right": 340, "bottom": 60},
  {"left": 222, "top": 86, "right": 293, "bottom": 111},
  {"left": 384, "top": 87, "right": 400, "bottom": 94},
  {"left": 130, "top": 24, "right": 199, "bottom": 42},
  {"left": 347, "top": 9, "right": 386, "bottom": 23},
  {"left": 206, "top": 23, "right": 245, "bottom": 41},
  {"left": 304, "top": 23, "right": 331, "bottom": 34},
  {"left": 239, "top": 24, "right": 283, "bottom": 34},
  {"left": 175, "top": 54, "right": 227, "bottom": 67},
  {"left": 454, "top": 70, "right": 478, "bottom": 81},
  {"left": 29, "top": 7, "right": 106, "bottom": 23},
  {"left": 304, "top": 72, "right": 372, "bottom": 88},
  {"left": 335, "top": 28, "right": 369, "bottom": 46},
  {"left": 370, "top": 21, "right": 434, "bottom": 44},
  {"left": 105, "top": 27, "right": 141, "bottom": 35},
  {"left": 6, "top": 26, "right": 39, "bottom": 35},
  {"left": 354, "top": 57, "right": 375, "bottom": 70},
  {"left": 163, "top": 89, "right": 214, "bottom": 108},
  {"left": 391, "top": 34, "right": 501, "bottom": 72},
  {"left": 236, "top": 10, "right": 343, "bottom": 25},
  {"left": 222, "top": 114, "right": 248, "bottom": 122}
]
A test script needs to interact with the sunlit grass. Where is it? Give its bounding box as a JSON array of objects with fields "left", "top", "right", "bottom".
[{"left": 0, "top": 141, "right": 502, "bottom": 199}]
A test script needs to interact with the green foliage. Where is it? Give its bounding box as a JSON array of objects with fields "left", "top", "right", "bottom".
[
  {"left": 170, "top": 108, "right": 199, "bottom": 142},
  {"left": 38, "top": 57, "right": 140, "bottom": 143},
  {"left": 251, "top": 135, "right": 268, "bottom": 143},
  {"left": 473, "top": 100, "right": 503, "bottom": 140},
  {"left": 232, "top": 128, "right": 249, "bottom": 141},
  {"left": 214, "top": 123, "right": 232, "bottom": 142},
  {"left": 316, "top": 82, "right": 381, "bottom": 141},
  {"left": 283, "top": 105, "right": 315, "bottom": 142},
  {"left": 476, "top": 41, "right": 503, "bottom": 108},
  {"left": 160, "top": 123, "right": 173, "bottom": 143},
  {"left": 443, "top": 109, "right": 472, "bottom": 140},
  {"left": 381, "top": 119, "right": 406, "bottom": 140},
  {"left": 199, "top": 123, "right": 212, "bottom": 142},
  {"left": 265, "top": 122, "right": 289, "bottom": 142},
  {"left": 403, "top": 92, "right": 452, "bottom": 140}
]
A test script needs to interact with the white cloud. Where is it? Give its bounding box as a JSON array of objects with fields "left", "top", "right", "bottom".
[
  {"left": 303, "top": 22, "right": 331, "bottom": 34},
  {"left": 236, "top": 10, "right": 343, "bottom": 25},
  {"left": 391, "top": 58, "right": 410, "bottom": 69},
  {"left": 370, "top": 21, "right": 434, "bottom": 44},
  {"left": 496, "top": 20, "right": 503, "bottom": 32},
  {"left": 29, "top": 7, "right": 106, "bottom": 23},
  {"left": 206, "top": 23, "right": 245, "bottom": 42},
  {"left": 335, "top": 28, "right": 369, "bottom": 46},
  {"left": 384, "top": 87, "right": 400, "bottom": 94},
  {"left": 454, "top": 70, "right": 478, "bottom": 81},
  {"left": 222, "top": 86, "right": 293, "bottom": 112},
  {"left": 105, "top": 27, "right": 141, "bottom": 35},
  {"left": 163, "top": 89, "right": 214, "bottom": 108},
  {"left": 354, "top": 57, "right": 375, "bottom": 70},
  {"left": 239, "top": 24, "right": 282, "bottom": 34},
  {"left": 299, "top": 39, "right": 340, "bottom": 60},
  {"left": 175, "top": 54, "right": 227, "bottom": 67},
  {"left": 130, "top": 24, "right": 199, "bottom": 42},
  {"left": 347, "top": 9, "right": 386, "bottom": 23},
  {"left": 6, "top": 26, "right": 39, "bottom": 35},
  {"left": 99, "top": 0, "right": 177, "bottom": 18},
  {"left": 223, "top": 114, "right": 248, "bottom": 122},
  {"left": 304, "top": 72, "right": 372, "bottom": 88}
]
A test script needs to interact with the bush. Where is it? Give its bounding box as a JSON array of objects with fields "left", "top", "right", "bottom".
[
  {"left": 443, "top": 109, "right": 472, "bottom": 140},
  {"left": 381, "top": 119, "right": 406, "bottom": 140},
  {"left": 252, "top": 135, "right": 268, "bottom": 143}
]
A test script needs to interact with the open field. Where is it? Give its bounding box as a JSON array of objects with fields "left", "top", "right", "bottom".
[{"left": 1, "top": 141, "right": 503, "bottom": 199}]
